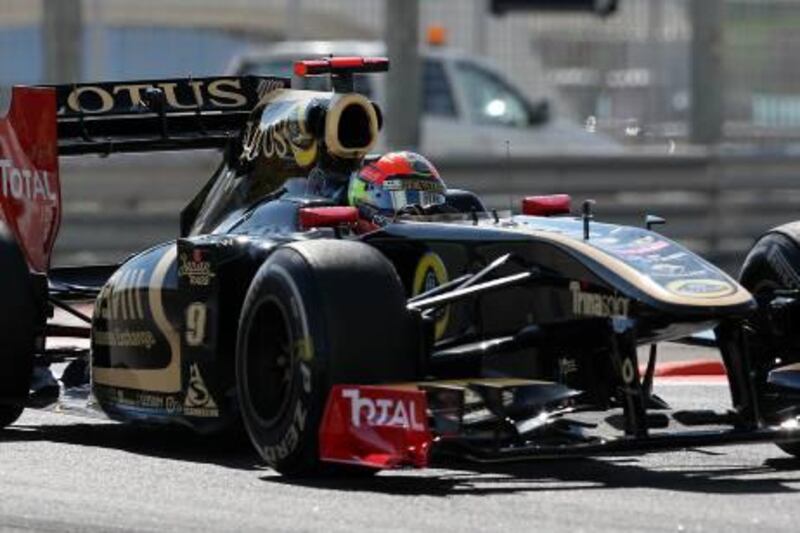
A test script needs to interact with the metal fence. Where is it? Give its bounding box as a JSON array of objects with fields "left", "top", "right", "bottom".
[
  {"left": 3, "top": 0, "right": 800, "bottom": 146},
  {"left": 4, "top": 0, "right": 800, "bottom": 272},
  {"left": 54, "top": 151, "right": 800, "bottom": 274}
]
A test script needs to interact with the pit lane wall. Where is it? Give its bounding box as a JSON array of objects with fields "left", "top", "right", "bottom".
[{"left": 54, "top": 151, "right": 800, "bottom": 274}]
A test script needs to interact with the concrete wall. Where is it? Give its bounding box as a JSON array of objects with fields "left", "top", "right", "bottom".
[{"left": 55, "top": 152, "right": 800, "bottom": 274}]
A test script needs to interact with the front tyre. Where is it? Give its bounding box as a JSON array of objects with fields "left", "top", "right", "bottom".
[
  {"left": 236, "top": 240, "right": 418, "bottom": 476},
  {"left": 740, "top": 225, "right": 800, "bottom": 457},
  {"left": 0, "top": 227, "right": 36, "bottom": 428}
]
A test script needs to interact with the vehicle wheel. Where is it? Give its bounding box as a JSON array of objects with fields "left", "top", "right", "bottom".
[
  {"left": 0, "top": 227, "right": 36, "bottom": 428},
  {"left": 236, "top": 240, "right": 419, "bottom": 476},
  {"left": 740, "top": 224, "right": 800, "bottom": 297},
  {"left": 740, "top": 225, "right": 800, "bottom": 457}
]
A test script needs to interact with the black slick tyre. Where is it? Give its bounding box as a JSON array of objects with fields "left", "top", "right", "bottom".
[
  {"left": 740, "top": 226, "right": 800, "bottom": 457},
  {"left": 0, "top": 226, "right": 36, "bottom": 428},
  {"left": 235, "top": 240, "right": 418, "bottom": 476}
]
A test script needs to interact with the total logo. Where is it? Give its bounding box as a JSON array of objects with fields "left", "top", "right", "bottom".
[
  {"left": 0, "top": 159, "right": 57, "bottom": 202},
  {"left": 341, "top": 388, "right": 425, "bottom": 430}
]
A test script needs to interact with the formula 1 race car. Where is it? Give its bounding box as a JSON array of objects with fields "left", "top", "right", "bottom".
[{"left": 3, "top": 57, "right": 800, "bottom": 476}]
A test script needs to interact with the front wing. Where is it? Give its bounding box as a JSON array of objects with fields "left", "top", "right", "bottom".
[{"left": 317, "top": 379, "right": 800, "bottom": 470}]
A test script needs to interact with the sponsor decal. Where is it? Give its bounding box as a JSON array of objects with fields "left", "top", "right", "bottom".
[
  {"left": 650, "top": 263, "right": 686, "bottom": 276},
  {"left": 94, "top": 386, "right": 176, "bottom": 413},
  {"left": 621, "top": 358, "right": 637, "bottom": 385},
  {"left": 341, "top": 388, "right": 425, "bottom": 430},
  {"left": 94, "top": 364, "right": 222, "bottom": 419},
  {"left": 665, "top": 278, "right": 735, "bottom": 298},
  {"left": 93, "top": 329, "right": 156, "bottom": 349},
  {"left": 570, "top": 281, "right": 630, "bottom": 318},
  {"left": 412, "top": 252, "right": 450, "bottom": 340},
  {"left": 59, "top": 79, "right": 249, "bottom": 115},
  {"left": 594, "top": 236, "right": 620, "bottom": 246},
  {"left": 96, "top": 387, "right": 164, "bottom": 409},
  {"left": 0, "top": 159, "right": 57, "bottom": 202},
  {"left": 178, "top": 249, "right": 215, "bottom": 287},
  {"left": 183, "top": 363, "right": 219, "bottom": 418},
  {"left": 96, "top": 268, "right": 147, "bottom": 321},
  {"left": 91, "top": 247, "right": 182, "bottom": 393},
  {"left": 239, "top": 101, "right": 318, "bottom": 168},
  {"left": 383, "top": 178, "right": 443, "bottom": 192},
  {"left": 659, "top": 252, "right": 689, "bottom": 262},
  {"left": 184, "top": 302, "right": 208, "bottom": 347},
  {"left": 558, "top": 357, "right": 578, "bottom": 381},
  {"left": 136, "top": 392, "right": 165, "bottom": 409},
  {"left": 617, "top": 236, "right": 670, "bottom": 256},
  {"left": 255, "top": 78, "right": 288, "bottom": 101},
  {"left": 319, "top": 385, "right": 431, "bottom": 469}
]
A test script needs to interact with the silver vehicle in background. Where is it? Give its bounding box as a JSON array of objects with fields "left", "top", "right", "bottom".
[{"left": 227, "top": 40, "right": 620, "bottom": 156}]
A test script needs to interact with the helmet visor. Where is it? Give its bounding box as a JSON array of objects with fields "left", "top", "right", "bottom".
[{"left": 381, "top": 177, "right": 445, "bottom": 211}]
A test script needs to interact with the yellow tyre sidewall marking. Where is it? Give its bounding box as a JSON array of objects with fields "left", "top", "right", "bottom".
[{"left": 413, "top": 252, "right": 450, "bottom": 340}]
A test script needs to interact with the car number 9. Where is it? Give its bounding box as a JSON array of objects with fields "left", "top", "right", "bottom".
[{"left": 185, "top": 302, "right": 207, "bottom": 347}]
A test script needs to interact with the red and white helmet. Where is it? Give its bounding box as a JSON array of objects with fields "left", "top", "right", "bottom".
[{"left": 348, "top": 152, "right": 447, "bottom": 216}]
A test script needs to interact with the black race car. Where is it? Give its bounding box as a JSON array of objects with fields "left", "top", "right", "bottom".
[{"left": 3, "top": 57, "right": 800, "bottom": 476}]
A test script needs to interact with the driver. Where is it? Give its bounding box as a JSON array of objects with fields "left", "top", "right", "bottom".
[{"left": 347, "top": 151, "right": 449, "bottom": 228}]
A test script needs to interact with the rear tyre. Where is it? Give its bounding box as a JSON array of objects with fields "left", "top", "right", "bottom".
[
  {"left": 236, "top": 240, "right": 418, "bottom": 476},
  {"left": 0, "top": 227, "right": 36, "bottom": 428},
  {"left": 740, "top": 225, "right": 800, "bottom": 457}
]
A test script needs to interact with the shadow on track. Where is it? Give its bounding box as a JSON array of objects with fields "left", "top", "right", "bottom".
[
  {"left": 5, "top": 420, "right": 800, "bottom": 496},
  {"left": 265, "top": 455, "right": 800, "bottom": 497},
  {"left": 0, "top": 421, "right": 262, "bottom": 471}
]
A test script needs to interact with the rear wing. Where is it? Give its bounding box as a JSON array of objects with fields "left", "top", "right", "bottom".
[
  {"left": 1, "top": 76, "right": 288, "bottom": 273},
  {"left": 0, "top": 86, "right": 60, "bottom": 273},
  {"left": 49, "top": 76, "right": 289, "bottom": 155}
]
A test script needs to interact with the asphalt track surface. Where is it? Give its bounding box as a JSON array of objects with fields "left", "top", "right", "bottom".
[{"left": 2, "top": 346, "right": 800, "bottom": 532}]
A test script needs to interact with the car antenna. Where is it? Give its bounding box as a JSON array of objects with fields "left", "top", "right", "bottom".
[
  {"left": 505, "top": 140, "right": 513, "bottom": 213},
  {"left": 317, "top": 54, "right": 356, "bottom": 93},
  {"left": 324, "top": 54, "right": 333, "bottom": 92},
  {"left": 582, "top": 199, "right": 595, "bottom": 240}
]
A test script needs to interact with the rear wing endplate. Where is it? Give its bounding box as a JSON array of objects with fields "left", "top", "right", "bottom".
[{"left": 48, "top": 76, "right": 289, "bottom": 156}]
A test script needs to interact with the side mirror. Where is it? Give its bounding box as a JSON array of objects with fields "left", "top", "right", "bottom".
[
  {"left": 298, "top": 206, "right": 359, "bottom": 230},
  {"left": 527, "top": 99, "right": 550, "bottom": 126},
  {"left": 522, "top": 194, "right": 571, "bottom": 216},
  {"left": 645, "top": 214, "right": 666, "bottom": 231}
]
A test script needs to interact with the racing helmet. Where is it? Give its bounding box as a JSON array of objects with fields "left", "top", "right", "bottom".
[{"left": 348, "top": 152, "right": 447, "bottom": 216}]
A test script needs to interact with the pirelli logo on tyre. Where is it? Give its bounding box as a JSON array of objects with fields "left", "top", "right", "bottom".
[{"left": 412, "top": 252, "right": 449, "bottom": 340}]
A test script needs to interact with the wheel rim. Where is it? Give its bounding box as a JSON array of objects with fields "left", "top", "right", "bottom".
[{"left": 244, "top": 296, "right": 295, "bottom": 427}]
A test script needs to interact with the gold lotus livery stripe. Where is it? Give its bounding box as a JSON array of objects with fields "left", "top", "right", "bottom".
[{"left": 93, "top": 246, "right": 182, "bottom": 393}]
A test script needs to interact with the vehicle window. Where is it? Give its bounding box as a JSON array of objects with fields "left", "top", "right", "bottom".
[
  {"left": 242, "top": 59, "right": 294, "bottom": 79},
  {"left": 452, "top": 61, "right": 531, "bottom": 127},
  {"left": 423, "top": 59, "right": 457, "bottom": 117},
  {"left": 241, "top": 59, "right": 373, "bottom": 98}
]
